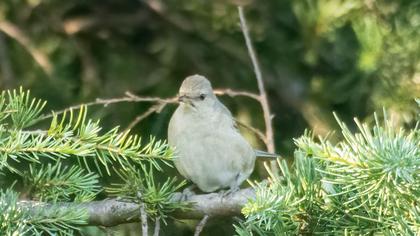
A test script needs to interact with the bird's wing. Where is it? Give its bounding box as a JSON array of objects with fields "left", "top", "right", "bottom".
[{"left": 216, "top": 101, "right": 281, "bottom": 161}]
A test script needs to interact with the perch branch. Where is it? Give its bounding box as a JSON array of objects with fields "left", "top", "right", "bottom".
[{"left": 20, "top": 188, "right": 255, "bottom": 227}]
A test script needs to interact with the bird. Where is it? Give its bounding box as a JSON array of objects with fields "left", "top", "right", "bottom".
[{"left": 168, "top": 74, "right": 278, "bottom": 193}]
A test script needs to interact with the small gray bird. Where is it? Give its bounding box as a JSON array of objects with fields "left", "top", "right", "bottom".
[{"left": 168, "top": 74, "right": 276, "bottom": 193}]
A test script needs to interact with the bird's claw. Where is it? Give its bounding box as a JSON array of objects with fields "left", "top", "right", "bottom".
[
  {"left": 221, "top": 186, "right": 240, "bottom": 199},
  {"left": 180, "top": 185, "right": 196, "bottom": 201}
]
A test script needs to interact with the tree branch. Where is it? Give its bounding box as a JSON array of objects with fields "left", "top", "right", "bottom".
[
  {"left": 153, "top": 217, "right": 161, "bottom": 236},
  {"left": 36, "top": 90, "right": 265, "bottom": 143},
  {"left": 235, "top": 119, "right": 267, "bottom": 145},
  {"left": 124, "top": 100, "right": 173, "bottom": 132},
  {"left": 194, "top": 215, "right": 209, "bottom": 236},
  {"left": 20, "top": 188, "right": 255, "bottom": 227},
  {"left": 238, "top": 7, "right": 277, "bottom": 170},
  {"left": 140, "top": 202, "right": 148, "bottom": 236},
  {"left": 214, "top": 88, "right": 260, "bottom": 101},
  {"left": 35, "top": 92, "right": 177, "bottom": 122},
  {"left": 0, "top": 21, "right": 52, "bottom": 76}
]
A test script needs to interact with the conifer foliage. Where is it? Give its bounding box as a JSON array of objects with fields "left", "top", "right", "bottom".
[
  {"left": 0, "top": 88, "right": 182, "bottom": 235},
  {"left": 236, "top": 112, "right": 419, "bottom": 235}
]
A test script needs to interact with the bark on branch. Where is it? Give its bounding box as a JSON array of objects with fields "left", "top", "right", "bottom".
[{"left": 21, "top": 188, "right": 255, "bottom": 227}]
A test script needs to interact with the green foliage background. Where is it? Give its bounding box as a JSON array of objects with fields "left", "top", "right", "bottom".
[{"left": 0, "top": 0, "right": 418, "bottom": 235}]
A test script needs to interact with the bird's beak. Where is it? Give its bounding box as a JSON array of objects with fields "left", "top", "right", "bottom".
[
  {"left": 178, "top": 95, "right": 196, "bottom": 108},
  {"left": 178, "top": 95, "right": 187, "bottom": 103}
]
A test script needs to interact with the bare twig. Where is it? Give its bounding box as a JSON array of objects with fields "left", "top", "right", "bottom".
[
  {"left": 35, "top": 89, "right": 264, "bottom": 141},
  {"left": 213, "top": 89, "right": 267, "bottom": 144},
  {"left": 0, "top": 21, "right": 52, "bottom": 76},
  {"left": 138, "top": 192, "right": 148, "bottom": 236},
  {"left": 140, "top": 202, "right": 148, "bottom": 236},
  {"left": 32, "top": 87, "right": 268, "bottom": 150},
  {"left": 124, "top": 98, "right": 176, "bottom": 132},
  {"left": 238, "top": 7, "right": 277, "bottom": 170},
  {"left": 153, "top": 217, "right": 161, "bottom": 236},
  {"left": 140, "top": 203, "right": 148, "bottom": 236},
  {"left": 20, "top": 188, "right": 255, "bottom": 227},
  {"left": 194, "top": 215, "right": 209, "bottom": 236},
  {"left": 235, "top": 119, "right": 267, "bottom": 145},
  {"left": 125, "top": 105, "right": 162, "bottom": 131},
  {"left": 34, "top": 92, "right": 176, "bottom": 123},
  {"left": 214, "top": 88, "right": 260, "bottom": 101}
]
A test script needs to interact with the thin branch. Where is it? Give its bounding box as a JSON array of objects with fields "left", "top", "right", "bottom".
[
  {"left": 0, "top": 21, "right": 52, "bottom": 76},
  {"left": 194, "top": 215, "right": 209, "bottom": 236},
  {"left": 33, "top": 88, "right": 267, "bottom": 148},
  {"left": 235, "top": 119, "right": 267, "bottom": 145},
  {"left": 214, "top": 88, "right": 266, "bottom": 144},
  {"left": 20, "top": 188, "right": 255, "bottom": 227},
  {"left": 214, "top": 88, "right": 260, "bottom": 101},
  {"left": 153, "top": 217, "right": 161, "bottom": 236},
  {"left": 35, "top": 89, "right": 262, "bottom": 135},
  {"left": 124, "top": 99, "right": 175, "bottom": 132},
  {"left": 124, "top": 89, "right": 264, "bottom": 134},
  {"left": 137, "top": 191, "right": 148, "bottom": 236},
  {"left": 34, "top": 92, "right": 176, "bottom": 123},
  {"left": 238, "top": 7, "right": 277, "bottom": 169},
  {"left": 140, "top": 202, "right": 148, "bottom": 236}
]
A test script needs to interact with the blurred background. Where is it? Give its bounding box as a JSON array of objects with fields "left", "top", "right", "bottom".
[{"left": 0, "top": 0, "right": 419, "bottom": 235}]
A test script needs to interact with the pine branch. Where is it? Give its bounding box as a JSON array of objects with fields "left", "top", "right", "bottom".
[
  {"left": 237, "top": 111, "right": 420, "bottom": 235},
  {"left": 0, "top": 188, "right": 88, "bottom": 235},
  {"left": 106, "top": 163, "right": 188, "bottom": 222},
  {"left": 0, "top": 105, "right": 173, "bottom": 175},
  {"left": 23, "top": 162, "right": 101, "bottom": 202}
]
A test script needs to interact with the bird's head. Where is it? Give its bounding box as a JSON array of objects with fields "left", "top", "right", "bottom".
[{"left": 177, "top": 75, "right": 217, "bottom": 110}]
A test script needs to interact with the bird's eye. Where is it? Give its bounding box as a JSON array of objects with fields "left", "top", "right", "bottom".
[{"left": 199, "top": 94, "right": 206, "bottom": 100}]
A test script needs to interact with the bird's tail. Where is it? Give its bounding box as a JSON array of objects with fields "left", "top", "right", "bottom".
[{"left": 254, "top": 150, "right": 281, "bottom": 159}]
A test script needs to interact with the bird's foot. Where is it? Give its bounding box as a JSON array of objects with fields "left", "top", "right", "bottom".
[
  {"left": 180, "top": 185, "right": 197, "bottom": 201},
  {"left": 221, "top": 186, "right": 240, "bottom": 199}
]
